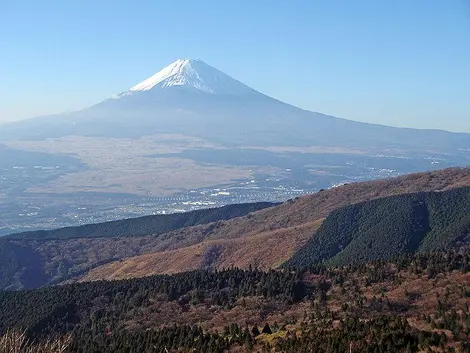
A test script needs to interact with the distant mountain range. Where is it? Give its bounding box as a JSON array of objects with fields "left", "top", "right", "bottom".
[{"left": 2, "top": 59, "right": 470, "bottom": 157}]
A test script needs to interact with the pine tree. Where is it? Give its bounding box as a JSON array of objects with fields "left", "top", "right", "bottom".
[{"left": 262, "top": 323, "right": 272, "bottom": 334}]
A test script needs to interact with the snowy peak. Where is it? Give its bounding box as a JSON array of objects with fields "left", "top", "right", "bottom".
[
  {"left": 119, "top": 59, "right": 259, "bottom": 97},
  {"left": 128, "top": 59, "right": 194, "bottom": 92}
]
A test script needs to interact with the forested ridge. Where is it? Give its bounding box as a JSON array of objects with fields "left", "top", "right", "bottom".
[
  {"left": 5, "top": 202, "right": 276, "bottom": 241},
  {"left": 286, "top": 187, "right": 470, "bottom": 268},
  {"left": 0, "top": 202, "right": 275, "bottom": 290},
  {"left": 1, "top": 250, "right": 470, "bottom": 352}
]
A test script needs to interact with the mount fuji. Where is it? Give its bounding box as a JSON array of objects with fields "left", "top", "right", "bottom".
[{"left": 1, "top": 59, "right": 470, "bottom": 156}]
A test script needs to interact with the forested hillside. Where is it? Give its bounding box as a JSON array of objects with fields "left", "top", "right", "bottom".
[
  {"left": 5, "top": 202, "right": 276, "bottom": 241},
  {"left": 286, "top": 187, "right": 470, "bottom": 268},
  {"left": 1, "top": 250, "right": 469, "bottom": 352},
  {"left": 0, "top": 202, "right": 275, "bottom": 290},
  {"left": 2, "top": 168, "right": 470, "bottom": 351}
]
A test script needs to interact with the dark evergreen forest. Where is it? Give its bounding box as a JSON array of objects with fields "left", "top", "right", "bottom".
[
  {"left": 1, "top": 251, "right": 469, "bottom": 352},
  {"left": 4, "top": 202, "right": 275, "bottom": 241},
  {"left": 286, "top": 187, "right": 470, "bottom": 267}
]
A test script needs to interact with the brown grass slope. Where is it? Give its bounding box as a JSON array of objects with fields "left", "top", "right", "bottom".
[{"left": 83, "top": 167, "right": 470, "bottom": 281}]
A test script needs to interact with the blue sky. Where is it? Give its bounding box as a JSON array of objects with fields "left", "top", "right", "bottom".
[{"left": 1, "top": 0, "right": 469, "bottom": 132}]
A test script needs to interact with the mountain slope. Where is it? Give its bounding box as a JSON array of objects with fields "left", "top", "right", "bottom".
[
  {"left": 1, "top": 250, "right": 470, "bottom": 352},
  {"left": 285, "top": 187, "right": 470, "bottom": 268},
  {"left": 82, "top": 167, "right": 470, "bottom": 281},
  {"left": 0, "top": 202, "right": 275, "bottom": 290},
  {"left": 1, "top": 167, "right": 469, "bottom": 290},
  {"left": 82, "top": 219, "right": 324, "bottom": 281},
  {"left": 1, "top": 59, "right": 469, "bottom": 158}
]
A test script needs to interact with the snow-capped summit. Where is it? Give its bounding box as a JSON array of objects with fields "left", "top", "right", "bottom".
[{"left": 118, "top": 59, "right": 259, "bottom": 97}]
